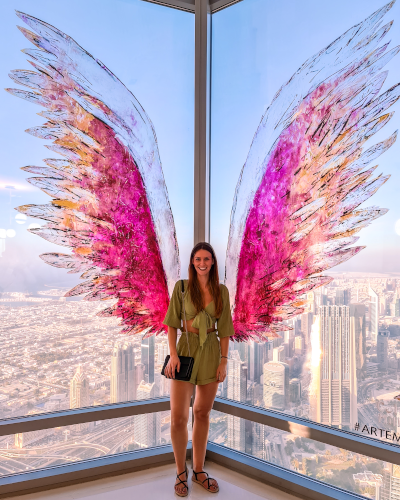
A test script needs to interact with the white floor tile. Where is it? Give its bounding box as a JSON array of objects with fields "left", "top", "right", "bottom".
[{"left": 9, "top": 461, "right": 299, "bottom": 500}]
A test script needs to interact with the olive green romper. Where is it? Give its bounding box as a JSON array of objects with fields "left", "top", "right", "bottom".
[{"left": 163, "top": 280, "right": 235, "bottom": 385}]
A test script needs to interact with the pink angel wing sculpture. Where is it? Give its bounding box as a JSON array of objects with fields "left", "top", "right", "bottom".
[
  {"left": 226, "top": 1, "right": 400, "bottom": 341},
  {"left": 6, "top": 12, "right": 180, "bottom": 336}
]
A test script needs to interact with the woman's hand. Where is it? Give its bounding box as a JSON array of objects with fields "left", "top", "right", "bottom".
[
  {"left": 165, "top": 353, "right": 180, "bottom": 379},
  {"left": 216, "top": 358, "right": 227, "bottom": 383}
]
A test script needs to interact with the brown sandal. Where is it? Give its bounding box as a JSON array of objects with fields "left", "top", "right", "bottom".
[
  {"left": 174, "top": 465, "right": 188, "bottom": 497},
  {"left": 192, "top": 470, "right": 219, "bottom": 493}
]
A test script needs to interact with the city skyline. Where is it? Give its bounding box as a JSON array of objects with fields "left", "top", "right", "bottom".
[{"left": 3, "top": 273, "right": 400, "bottom": 499}]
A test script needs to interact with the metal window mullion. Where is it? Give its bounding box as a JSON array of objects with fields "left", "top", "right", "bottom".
[
  {"left": 141, "top": 0, "right": 195, "bottom": 13},
  {"left": 194, "top": 0, "right": 210, "bottom": 244}
]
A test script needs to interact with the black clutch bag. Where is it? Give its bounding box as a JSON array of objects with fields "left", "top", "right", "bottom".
[
  {"left": 161, "top": 355, "right": 194, "bottom": 381},
  {"left": 162, "top": 280, "right": 194, "bottom": 382}
]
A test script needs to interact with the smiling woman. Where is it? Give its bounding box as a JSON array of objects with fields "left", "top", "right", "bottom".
[{"left": 162, "top": 241, "right": 234, "bottom": 495}]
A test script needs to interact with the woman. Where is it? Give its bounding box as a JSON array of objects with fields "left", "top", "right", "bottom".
[{"left": 163, "top": 242, "right": 234, "bottom": 496}]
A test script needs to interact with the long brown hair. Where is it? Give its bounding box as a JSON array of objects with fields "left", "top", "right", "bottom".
[{"left": 188, "top": 242, "right": 223, "bottom": 317}]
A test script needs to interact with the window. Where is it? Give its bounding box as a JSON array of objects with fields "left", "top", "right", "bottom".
[
  {"left": 0, "top": 0, "right": 194, "bottom": 419},
  {"left": 211, "top": 0, "right": 400, "bottom": 445}
]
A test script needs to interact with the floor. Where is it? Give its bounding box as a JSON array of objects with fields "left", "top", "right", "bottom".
[{"left": 10, "top": 461, "right": 301, "bottom": 500}]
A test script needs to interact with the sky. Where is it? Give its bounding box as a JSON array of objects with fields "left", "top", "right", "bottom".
[
  {"left": 0, "top": 0, "right": 194, "bottom": 292},
  {"left": 211, "top": 0, "right": 400, "bottom": 277}
]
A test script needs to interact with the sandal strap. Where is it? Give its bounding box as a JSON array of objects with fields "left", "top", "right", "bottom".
[
  {"left": 175, "top": 478, "right": 188, "bottom": 488},
  {"left": 193, "top": 470, "right": 216, "bottom": 489},
  {"left": 193, "top": 470, "right": 206, "bottom": 478},
  {"left": 176, "top": 467, "right": 188, "bottom": 488}
]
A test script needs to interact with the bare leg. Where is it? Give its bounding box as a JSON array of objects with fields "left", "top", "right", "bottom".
[
  {"left": 192, "top": 381, "right": 219, "bottom": 492},
  {"left": 170, "top": 379, "right": 194, "bottom": 495}
]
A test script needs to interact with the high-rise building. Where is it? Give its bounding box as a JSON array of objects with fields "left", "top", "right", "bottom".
[
  {"left": 111, "top": 342, "right": 136, "bottom": 403},
  {"left": 305, "top": 291, "right": 316, "bottom": 313},
  {"left": 245, "top": 420, "right": 266, "bottom": 460},
  {"left": 380, "top": 294, "right": 387, "bottom": 316},
  {"left": 237, "top": 342, "right": 248, "bottom": 364},
  {"left": 227, "top": 351, "right": 247, "bottom": 451},
  {"left": 294, "top": 336, "right": 304, "bottom": 355},
  {"left": 395, "top": 298, "right": 400, "bottom": 317},
  {"left": 289, "top": 378, "right": 301, "bottom": 404},
  {"left": 70, "top": 365, "right": 90, "bottom": 432},
  {"left": 157, "top": 341, "right": 168, "bottom": 366},
  {"left": 369, "top": 286, "right": 379, "bottom": 342},
  {"left": 377, "top": 329, "right": 389, "bottom": 371},
  {"left": 335, "top": 288, "right": 351, "bottom": 306},
  {"left": 379, "top": 464, "right": 400, "bottom": 499},
  {"left": 265, "top": 339, "right": 274, "bottom": 362},
  {"left": 70, "top": 365, "right": 89, "bottom": 409},
  {"left": 135, "top": 363, "right": 146, "bottom": 388},
  {"left": 313, "top": 306, "right": 357, "bottom": 429},
  {"left": 134, "top": 381, "right": 160, "bottom": 448},
  {"left": 263, "top": 361, "right": 289, "bottom": 411},
  {"left": 315, "top": 286, "right": 328, "bottom": 309},
  {"left": 301, "top": 312, "right": 314, "bottom": 347},
  {"left": 249, "top": 340, "right": 264, "bottom": 383},
  {"left": 273, "top": 346, "right": 285, "bottom": 362},
  {"left": 283, "top": 330, "right": 294, "bottom": 357},
  {"left": 141, "top": 335, "right": 155, "bottom": 383},
  {"left": 350, "top": 304, "right": 366, "bottom": 377},
  {"left": 227, "top": 351, "right": 247, "bottom": 402}
]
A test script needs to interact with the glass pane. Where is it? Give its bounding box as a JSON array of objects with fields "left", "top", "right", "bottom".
[
  {"left": 211, "top": 0, "right": 400, "bottom": 445},
  {"left": 210, "top": 409, "right": 392, "bottom": 498},
  {"left": 0, "top": 0, "right": 194, "bottom": 418},
  {"left": 0, "top": 409, "right": 192, "bottom": 477}
]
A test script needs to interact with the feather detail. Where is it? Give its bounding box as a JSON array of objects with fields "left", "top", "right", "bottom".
[
  {"left": 226, "top": 2, "right": 399, "bottom": 341},
  {"left": 8, "top": 12, "right": 180, "bottom": 335}
]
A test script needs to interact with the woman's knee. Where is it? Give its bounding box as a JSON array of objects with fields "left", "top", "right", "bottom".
[
  {"left": 171, "top": 412, "right": 189, "bottom": 429},
  {"left": 193, "top": 406, "right": 211, "bottom": 421}
]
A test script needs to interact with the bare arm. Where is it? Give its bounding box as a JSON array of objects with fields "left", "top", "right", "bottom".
[
  {"left": 168, "top": 326, "right": 178, "bottom": 356},
  {"left": 165, "top": 326, "right": 180, "bottom": 378},
  {"left": 219, "top": 337, "right": 229, "bottom": 358},
  {"left": 216, "top": 337, "right": 229, "bottom": 383}
]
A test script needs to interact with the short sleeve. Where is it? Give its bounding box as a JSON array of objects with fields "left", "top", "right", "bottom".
[
  {"left": 163, "top": 281, "right": 182, "bottom": 329},
  {"left": 217, "top": 285, "right": 235, "bottom": 338}
]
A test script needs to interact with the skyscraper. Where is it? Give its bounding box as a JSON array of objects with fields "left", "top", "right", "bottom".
[
  {"left": 350, "top": 304, "right": 366, "bottom": 377},
  {"left": 70, "top": 365, "right": 90, "bottom": 432},
  {"left": 379, "top": 464, "right": 400, "bottom": 500},
  {"left": 273, "top": 346, "right": 285, "bottom": 362},
  {"left": 377, "top": 329, "right": 389, "bottom": 371},
  {"left": 313, "top": 306, "right": 357, "bottom": 429},
  {"left": 369, "top": 286, "right": 379, "bottom": 342},
  {"left": 294, "top": 336, "right": 304, "bottom": 355},
  {"left": 141, "top": 335, "right": 155, "bottom": 383},
  {"left": 289, "top": 378, "right": 301, "bottom": 404},
  {"left": 227, "top": 351, "right": 247, "bottom": 451},
  {"left": 263, "top": 361, "right": 289, "bottom": 411},
  {"left": 70, "top": 365, "right": 89, "bottom": 409},
  {"left": 265, "top": 339, "right": 274, "bottom": 362},
  {"left": 111, "top": 342, "right": 136, "bottom": 403},
  {"left": 245, "top": 420, "right": 266, "bottom": 460},
  {"left": 249, "top": 340, "right": 263, "bottom": 383},
  {"left": 395, "top": 297, "right": 400, "bottom": 317},
  {"left": 335, "top": 288, "right": 351, "bottom": 306},
  {"left": 301, "top": 312, "right": 314, "bottom": 348},
  {"left": 134, "top": 381, "right": 160, "bottom": 448},
  {"left": 157, "top": 341, "right": 168, "bottom": 366}
]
